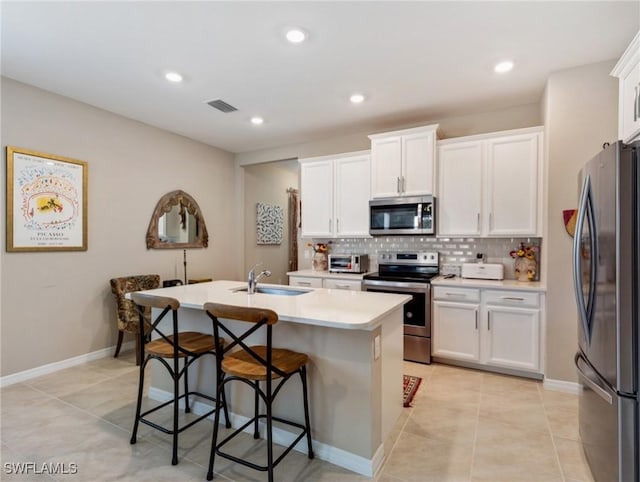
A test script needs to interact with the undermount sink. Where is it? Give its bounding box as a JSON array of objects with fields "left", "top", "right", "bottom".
[{"left": 233, "top": 286, "right": 312, "bottom": 296}]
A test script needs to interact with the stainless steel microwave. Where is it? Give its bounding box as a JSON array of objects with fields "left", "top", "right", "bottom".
[{"left": 369, "top": 195, "right": 435, "bottom": 235}]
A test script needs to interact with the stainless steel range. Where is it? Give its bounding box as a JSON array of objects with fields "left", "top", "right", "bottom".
[{"left": 363, "top": 251, "right": 439, "bottom": 364}]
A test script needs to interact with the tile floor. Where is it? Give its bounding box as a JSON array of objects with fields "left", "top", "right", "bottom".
[{"left": 0, "top": 351, "right": 594, "bottom": 482}]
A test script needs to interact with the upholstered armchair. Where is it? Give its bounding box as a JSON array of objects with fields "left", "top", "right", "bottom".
[{"left": 109, "top": 275, "right": 160, "bottom": 365}]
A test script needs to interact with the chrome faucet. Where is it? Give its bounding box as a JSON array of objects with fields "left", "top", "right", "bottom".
[{"left": 247, "top": 263, "right": 272, "bottom": 294}]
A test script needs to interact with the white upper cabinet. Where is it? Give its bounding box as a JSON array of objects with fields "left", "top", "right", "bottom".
[
  {"left": 334, "top": 154, "right": 371, "bottom": 236},
  {"left": 300, "top": 151, "right": 371, "bottom": 238},
  {"left": 437, "top": 127, "right": 543, "bottom": 237},
  {"left": 486, "top": 133, "right": 540, "bottom": 236},
  {"left": 611, "top": 30, "right": 640, "bottom": 144},
  {"left": 300, "top": 159, "right": 334, "bottom": 237},
  {"left": 369, "top": 124, "right": 439, "bottom": 198},
  {"left": 437, "top": 141, "right": 484, "bottom": 236}
]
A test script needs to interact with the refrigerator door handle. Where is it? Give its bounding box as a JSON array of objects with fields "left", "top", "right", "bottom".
[
  {"left": 575, "top": 352, "right": 613, "bottom": 405},
  {"left": 572, "top": 174, "right": 598, "bottom": 344}
]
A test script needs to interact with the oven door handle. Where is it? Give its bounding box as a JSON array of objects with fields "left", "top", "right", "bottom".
[{"left": 363, "top": 279, "right": 430, "bottom": 292}]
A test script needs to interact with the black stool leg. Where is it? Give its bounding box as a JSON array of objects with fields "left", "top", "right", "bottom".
[
  {"left": 219, "top": 371, "right": 231, "bottom": 429},
  {"left": 130, "top": 328, "right": 146, "bottom": 445},
  {"left": 266, "top": 376, "right": 274, "bottom": 482},
  {"left": 172, "top": 352, "right": 180, "bottom": 465},
  {"left": 130, "top": 358, "right": 145, "bottom": 444},
  {"left": 253, "top": 380, "right": 260, "bottom": 439},
  {"left": 300, "top": 366, "right": 314, "bottom": 458},
  {"left": 207, "top": 377, "right": 225, "bottom": 481},
  {"left": 184, "top": 356, "right": 191, "bottom": 413}
]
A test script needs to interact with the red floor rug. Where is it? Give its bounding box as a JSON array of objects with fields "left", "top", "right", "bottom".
[{"left": 403, "top": 375, "right": 422, "bottom": 407}]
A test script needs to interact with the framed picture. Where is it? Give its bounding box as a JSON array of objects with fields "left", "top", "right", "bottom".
[{"left": 6, "top": 146, "right": 88, "bottom": 252}]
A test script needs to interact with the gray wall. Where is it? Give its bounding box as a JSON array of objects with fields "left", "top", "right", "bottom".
[
  {"left": 236, "top": 103, "right": 542, "bottom": 165},
  {"left": 1, "top": 78, "right": 238, "bottom": 376},
  {"left": 541, "top": 60, "right": 618, "bottom": 382},
  {"left": 243, "top": 161, "right": 299, "bottom": 285}
]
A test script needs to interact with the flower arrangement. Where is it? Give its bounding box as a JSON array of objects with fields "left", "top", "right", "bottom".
[
  {"left": 510, "top": 242, "right": 538, "bottom": 281},
  {"left": 509, "top": 242, "right": 538, "bottom": 260},
  {"left": 307, "top": 242, "right": 331, "bottom": 253}
]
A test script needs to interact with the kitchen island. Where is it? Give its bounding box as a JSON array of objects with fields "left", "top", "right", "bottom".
[{"left": 135, "top": 280, "right": 410, "bottom": 477}]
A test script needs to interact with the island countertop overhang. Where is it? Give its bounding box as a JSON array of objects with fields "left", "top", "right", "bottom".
[{"left": 131, "top": 280, "right": 410, "bottom": 330}]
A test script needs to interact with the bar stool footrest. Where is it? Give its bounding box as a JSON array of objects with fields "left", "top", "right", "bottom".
[
  {"left": 215, "top": 414, "right": 311, "bottom": 471},
  {"left": 138, "top": 391, "right": 223, "bottom": 435}
]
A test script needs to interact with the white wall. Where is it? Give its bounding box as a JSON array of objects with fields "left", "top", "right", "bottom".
[
  {"left": 542, "top": 60, "right": 618, "bottom": 382},
  {"left": 1, "top": 78, "right": 238, "bottom": 376}
]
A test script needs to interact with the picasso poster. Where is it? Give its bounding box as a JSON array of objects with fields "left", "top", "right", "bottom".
[{"left": 6, "top": 147, "right": 87, "bottom": 251}]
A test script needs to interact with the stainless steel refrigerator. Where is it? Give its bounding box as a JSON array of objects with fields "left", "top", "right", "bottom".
[{"left": 573, "top": 140, "right": 640, "bottom": 482}]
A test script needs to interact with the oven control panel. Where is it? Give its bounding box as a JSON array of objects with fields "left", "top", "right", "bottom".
[{"left": 377, "top": 251, "right": 439, "bottom": 266}]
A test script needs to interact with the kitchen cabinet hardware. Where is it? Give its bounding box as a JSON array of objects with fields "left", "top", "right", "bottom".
[
  {"left": 335, "top": 284, "right": 351, "bottom": 289},
  {"left": 500, "top": 296, "right": 525, "bottom": 301},
  {"left": 477, "top": 213, "right": 480, "bottom": 231},
  {"left": 397, "top": 176, "right": 401, "bottom": 193},
  {"left": 445, "top": 292, "right": 467, "bottom": 298},
  {"left": 635, "top": 85, "right": 638, "bottom": 122},
  {"left": 475, "top": 309, "right": 478, "bottom": 330},
  {"left": 487, "top": 311, "right": 491, "bottom": 330},
  {"left": 297, "top": 281, "right": 312, "bottom": 286},
  {"left": 402, "top": 176, "right": 406, "bottom": 193}
]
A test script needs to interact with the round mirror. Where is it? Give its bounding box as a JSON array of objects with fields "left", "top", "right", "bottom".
[{"left": 146, "top": 190, "right": 208, "bottom": 249}]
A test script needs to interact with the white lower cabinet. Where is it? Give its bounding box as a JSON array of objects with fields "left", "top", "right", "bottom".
[
  {"left": 289, "top": 274, "right": 362, "bottom": 291},
  {"left": 289, "top": 276, "right": 323, "bottom": 288},
  {"left": 432, "top": 300, "right": 480, "bottom": 362},
  {"left": 484, "top": 305, "right": 539, "bottom": 371},
  {"left": 323, "top": 278, "right": 362, "bottom": 291},
  {"left": 433, "top": 286, "right": 543, "bottom": 375}
]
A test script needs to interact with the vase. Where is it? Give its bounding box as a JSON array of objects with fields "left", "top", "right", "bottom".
[
  {"left": 312, "top": 252, "right": 328, "bottom": 271},
  {"left": 514, "top": 257, "right": 537, "bottom": 282}
]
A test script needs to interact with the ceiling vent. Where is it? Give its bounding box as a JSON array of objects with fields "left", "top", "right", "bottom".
[{"left": 206, "top": 99, "right": 238, "bottom": 113}]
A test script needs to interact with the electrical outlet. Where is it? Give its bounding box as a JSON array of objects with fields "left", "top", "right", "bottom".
[{"left": 373, "top": 335, "right": 381, "bottom": 360}]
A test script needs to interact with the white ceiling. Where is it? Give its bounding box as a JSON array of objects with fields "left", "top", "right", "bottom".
[{"left": 2, "top": 2, "right": 638, "bottom": 154}]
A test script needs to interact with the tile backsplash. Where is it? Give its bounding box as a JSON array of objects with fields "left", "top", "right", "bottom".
[{"left": 302, "top": 236, "right": 542, "bottom": 280}]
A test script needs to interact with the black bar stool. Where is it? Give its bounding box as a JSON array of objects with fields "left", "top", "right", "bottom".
[
  {"left": 129, "top": 293, "right": 230, "bottom": 465},
  {"left": 204, "top": 302, "right": 314, "bottom": 482}
]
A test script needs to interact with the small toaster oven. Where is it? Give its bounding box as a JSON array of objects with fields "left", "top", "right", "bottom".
[{"left": 328, "top": 254, "right": 369, "bottom": 273}]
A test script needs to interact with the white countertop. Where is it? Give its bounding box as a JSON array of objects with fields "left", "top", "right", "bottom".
[
  {"left": 431, "top": 275, "right": 546, "bottom": 292},
  {"left": 133, "top": 280, "right": 410, "bottom": 331},
  {"left": 287, "top": 270, "right": 370, "bottom": 280}
]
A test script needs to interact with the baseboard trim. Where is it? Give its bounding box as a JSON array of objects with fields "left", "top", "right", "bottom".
[
  {"left": 149, "top": 387, "right": 379, "bottom": 477},
  {"left": 0, "top": 341, "right": 134, "bottom": 388},
  {"left": 542, "top": 377, "right": 581, "bottom": 394}
]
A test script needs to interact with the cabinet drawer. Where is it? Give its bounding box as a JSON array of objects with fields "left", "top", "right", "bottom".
[
  {"left": 433, "top": 286, "right": 480, "bottom": 302},
  {"left": 289, "top": 276, "right": 323, "bottom": 288},
  {"left": 324, "top": 278, "right": 362, "bottom": 291},
  {"left": 483, "top": 290, "right": 539, "bottom": 308}
]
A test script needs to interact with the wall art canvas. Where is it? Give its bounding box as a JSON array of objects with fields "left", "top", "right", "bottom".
[
  {"left": 6, "top": 146, "right": 88, "bottom": 252},
  {"left": 256, "top": 202, "right": 283, "bottom": 245}
]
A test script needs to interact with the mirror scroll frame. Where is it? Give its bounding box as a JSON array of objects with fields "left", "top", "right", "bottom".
[{"left": 146, "top": 190, "right": 209, "bottom": 249}]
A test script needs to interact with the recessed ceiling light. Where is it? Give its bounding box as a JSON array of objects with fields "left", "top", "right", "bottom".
[
  {"left": 494, "top": 61, "right": 514, "bottom": 74},
  {"left": 350, "top": 93, "right": 365, "bottom": 104},
  {"left": 165, "top": 71, "right": 183, "bottom": 83},
  {"left": 250, "top": 117, "right": 264, "bottom": 125},
  {"left": 286, "top": 28, "right": 307, "bottom": 44}
]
